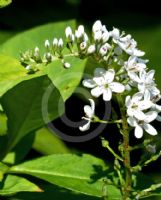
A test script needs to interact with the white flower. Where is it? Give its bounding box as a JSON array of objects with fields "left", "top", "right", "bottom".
[
  {"left": 127, "top": 111, "right": 158, "bottom": 138},
  {"left": 79, "top": 99, "right": 95, "bottom": 131},
  {"left": 137, "top": 70, "right": 160, "bottom": 98},
  {"left": 125, "top": 92, "right": 152, "bottom": 120},
  {"left": 78, "top": 25, "right": 84, "bottom": 35},
  {"left": 112, "top": 32, "right": 145, "bottom": 57},
  {"left": 83, "top": 68, "right": 125, "bottom": 101},
  {"left": 125, "top": 56, "right": 147, "bottom": 73}
]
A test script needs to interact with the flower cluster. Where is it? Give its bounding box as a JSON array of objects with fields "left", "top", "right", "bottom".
[{"left": 20, "top": 20, "right": 161, "bottom": 138}]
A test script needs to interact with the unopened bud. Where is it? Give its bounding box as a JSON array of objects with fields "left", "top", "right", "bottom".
[
  {"left": 58, "top": 38, "right": 64, "bottom": 48},
  {"left": 34, "top": 47, "right": 39, "bottom": 53},
  {"left": 87, "top": 44, "right": 96, "bottom": 54},
  {"left": 26, "top": 65, "right": 32, "bottom": 70},
  {"left": 94, "top": 31, "right": 102, "bottom": 42},
  {"left": 102, "top": 32, "right": 109, "bottom": 43},
  {"left": 45, "top": 40, "right": 50, "bottom": 48},
  {"left": 77, "top": 25, "right": 84, "bottom": 35},
  {"left": 65, "top": 26, "right": 72, "bottom": 39},
  {"left": 92, "top": 20, "right": 102, "bottom": 33},
  {"left": 64, "top": 62, "right": 71, "bottom": 69},
  {"left": 53, "top": 38, "right": 58, "bottom": 48}
]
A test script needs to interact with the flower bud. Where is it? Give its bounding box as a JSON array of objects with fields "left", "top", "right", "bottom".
[
  {"left": 26, "top": 65, "right": 32, "bottom": 70},
  {"left": 87, "top": 44, "right": 96, "bottom": 54},
  {"left": 45, "top": 39, "right": 50, "bottom": 48},
  {"left": 92, "top": 20, "right": 102, "bottom": 33},
  {"left": 78, "top": 25, "right": 84, "bottom": 34},
  {"left": 53, "top": 38, "right": 58, "bottom": 48},
  {"left": 102, "top": 32, "right": 109, "bottom": 43},
  {"left": 65, "top": 26, "right": 72, "bottom": 39},
  {"left": 94, "top": 31, "right": 102, "bottom": 42},
  {"left": 58, "top": 38, "right": 64, "bottom": 48},
  {"left": 34, "top": 47, "right": 39, "bottom": 53},
  {"left": 64, "top": 62, "right": 71, "bottom": 69}
]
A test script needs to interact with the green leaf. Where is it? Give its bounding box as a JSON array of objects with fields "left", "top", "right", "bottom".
[
  {"left": 0, "top": 174, "right": 41, "bottom": 195},
  {"left": 0, "top": 54, "right": 44, "bottom": 97},
  {"left": 10, "top": 154, "right": 121, "bottom": 198},
  {"left": 3, "top": 133, "right": 35, "bottom": 165},
  {"left": 0, "top": 75, "right": 64, "bottom": 154},
  {"left": 0, "top": 162, "right": 9, "bottom": 181},
  {"left": 33, "top": 127, "right": 71, "bottom": 155},
  {"left": 0, "top": 20, "right": 75, "bottom": 59},
  {"left": 8, "top": 183, "right": 100, "bottom": 200},
  {"left": 0, "top": 0, "right": 11, "bottom": 8},
  {"left": 47, "top": 57, "right": 87, "bottom": 101},
  {"left": 0, "top": 113, "right": 7, "bottom": 136}
]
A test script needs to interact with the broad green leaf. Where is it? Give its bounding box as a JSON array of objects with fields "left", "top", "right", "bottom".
[
  {"left": 10, "top": 154, "right": 121, "bottom": 198},
  {"left": 0, "top": 54, "right": 44, "bottom": 97},
  {"left": 33, "top": 127, "right": 71, "bottom": 155},
  {"left": 3, "top": 133, "right": 35, "bottom": 165},
  {"left": 0, "top": 162, "right": 9, "bottom": 181},
  {"left": 0, "top": 113, "right": 7, "bottom": 136},
  {"left": 0, "top": 75, "right": 64, "bottom": 154},
  {"left": 0, "top": 0, "right": 11, "bottom": 8},
  {"left": 8, "top": 183, "right": 100, "bottom": 200},
  {"left": 0, "top": 20, "right": 75, "bottom": 59},
  {"left": 0, "top": 174, "right": 41, "bottom": 195},
  {"left": 47, "top": 57, "right": 87, "bottom": 100},
  {"left": 0, "top": 31, "right": 16, "bottom": 45}
]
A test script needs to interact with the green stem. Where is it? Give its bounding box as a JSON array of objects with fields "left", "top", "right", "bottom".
[
  {"left": 117, "top": 95, "right": 132, "bottom": 200},
  {"left": 101, "top": 138, "right": 123, "bottom": 162}
]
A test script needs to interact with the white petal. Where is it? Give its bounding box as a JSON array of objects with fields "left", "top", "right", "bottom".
[
  {"left": 144, "top": 90, "right": 151, "bottom": 101},
  {"left": 94, "top": 68, "right": 106, "bottom": 77},
  {"left": 144, "top": 111, "right": 158, "bottom": 123},
  {"left": 128, "top": 72, "right": 141, "bottom": 83},
  {"left": 133, "top": 110, "right": 145, "bottom": 120},
  {"left": 79, "top": 120, "right": 91, "bottom": 131},
  {"left": 132, "top": 92, "right": 143, "bottom": 102},
  {"left": 127, "top": 108, "right": 134, "bottom": 117},
  {"left": 104, "top": 69, "right": 115, "bottom": 83},
  {"left": 154, "top": 104, "right": 161, "bottom": 112},
  {"left": 127, "top": 117, "right": 138, "bottom": 127},
  {"left": 156, "top": 115, "right": 161, "bottom": 122},
  {"left": 133, "top": 49, "right": 145, "bottom": 57},
  {"left": 93, "top": 77, "right": 105, "bottom": 86},
  {"left": 147, "top": 70, "right": 155, "bottom": 80},
  {"left": 143, "top": 124, "right": 157, "bottom": 136},
  {"left": 84, "top": 105, "right": 93, "bottom": 118},
  {"left": 135, "top": 125, "right": 144, "bottom": 138},
  {"left": 82, "top": 79, "right": 96, "bottom": 88},
  {"left": 125, "top": 96, "right": 131, "bottom": 107},
  {"left": 91, "top": 86, "right": 103, "bottom": 97},
  {"left": 89, "top": 99, "right": 95, "bottom": 114},
  {"left": 103, "top": 88, "right": 112, "bottom": 101},
  {"left": 109, "top": 82, "right": 125, "bottom": 93},
  {"left": 138, "top": 100, "right": 152, "bottom": 110}
]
